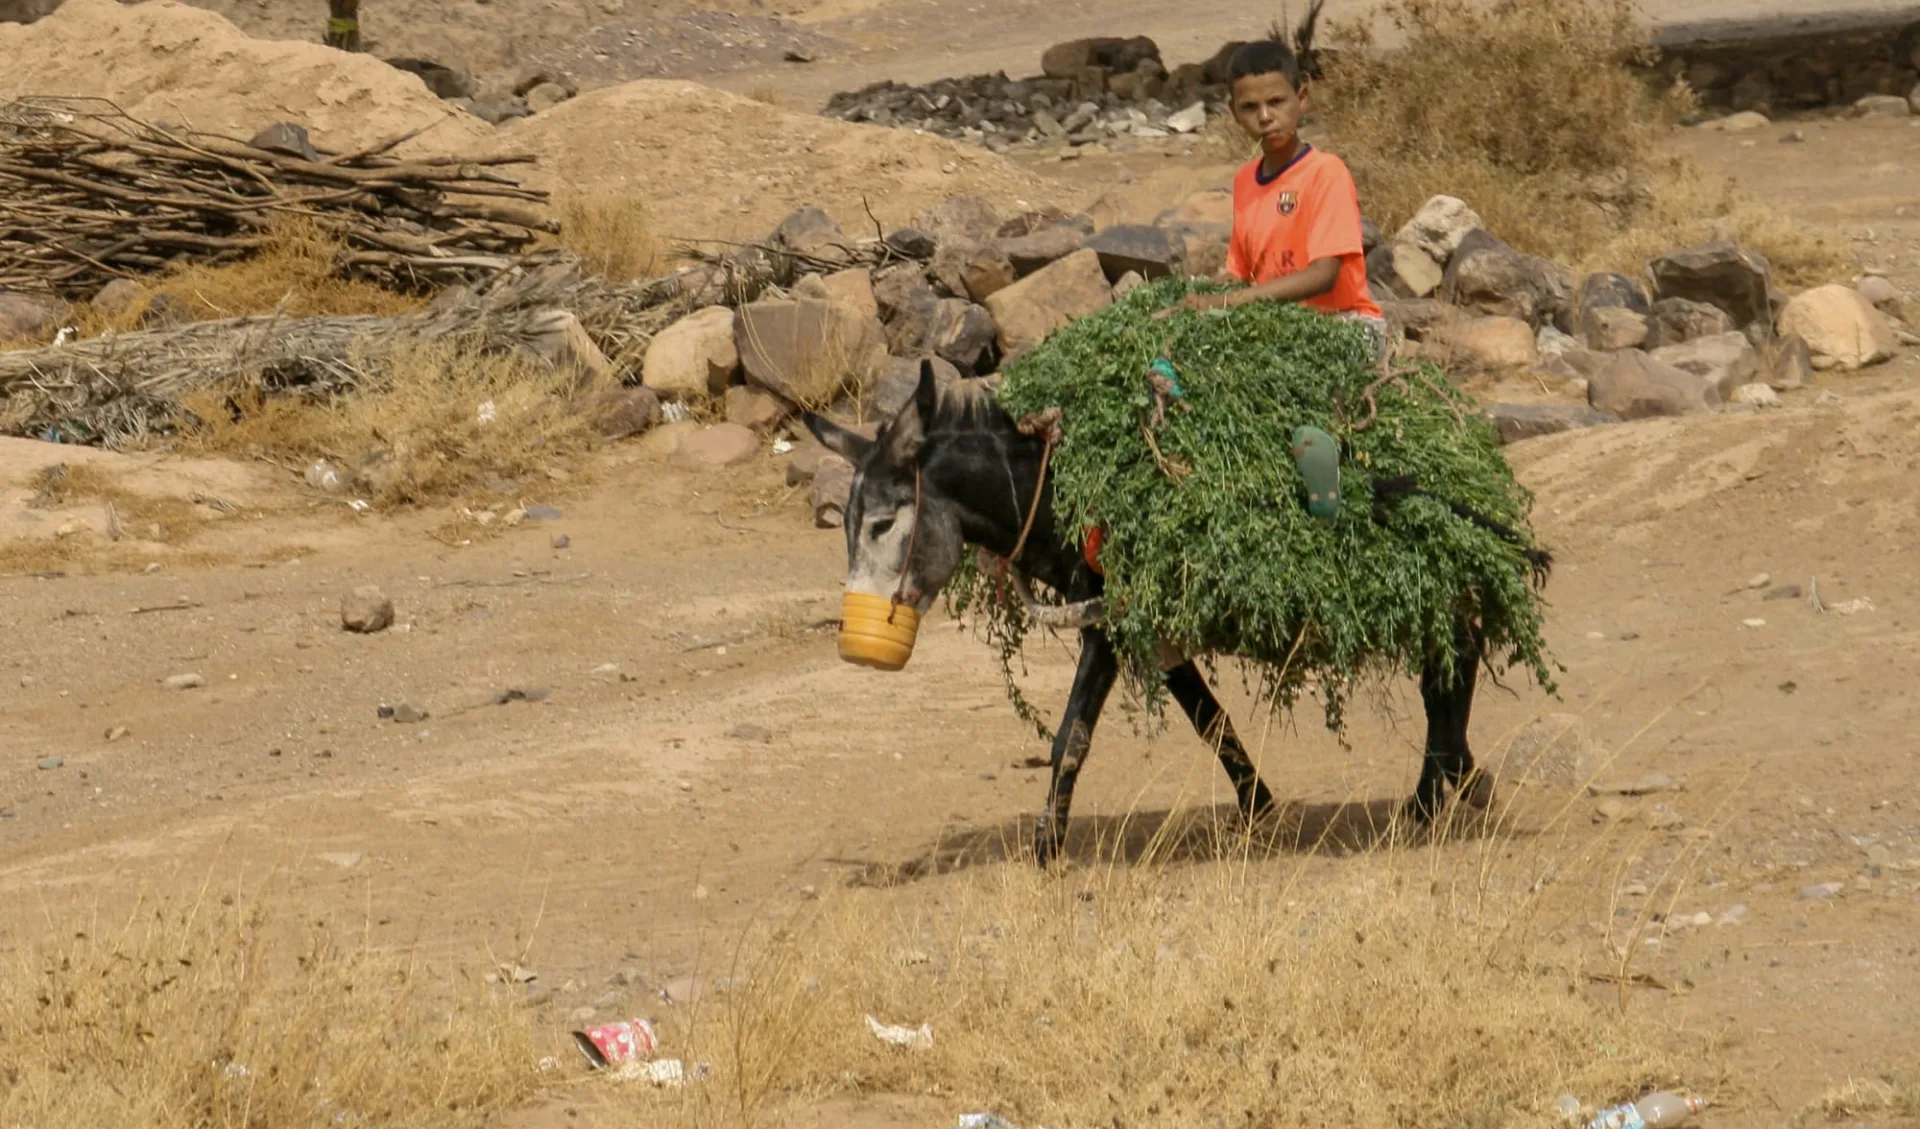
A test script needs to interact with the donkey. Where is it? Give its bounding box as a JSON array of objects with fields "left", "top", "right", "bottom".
[{"left": 805, "top": 361, "right": 1546, "bottom": 867}]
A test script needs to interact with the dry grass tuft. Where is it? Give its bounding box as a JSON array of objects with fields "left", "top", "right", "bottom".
[
  {"left": 0, "top": 898, "right": 549, "bottom": 1129},
  {"left": 180, "top": 338, "right": 606, "bottom": 509},
  {"left": 27, "top": 461, "right": 215, "bottom": 544},
  {"left": 622, "top": 830, "right": 1690, "bottom": 1129},
  {"left": 1799, "top": 1076, "right": 1920, "bottom": 1124},
  {"left": 555, "top": 193, "right": 664, "bottom": 282},
  {"left": 1312, "top": 0, "right": 1843, "bottom": 280}
]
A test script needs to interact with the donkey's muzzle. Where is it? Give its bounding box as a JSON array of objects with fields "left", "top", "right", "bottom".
[{"left": 837, "top": 592, "right": 919, "bottom": 671}]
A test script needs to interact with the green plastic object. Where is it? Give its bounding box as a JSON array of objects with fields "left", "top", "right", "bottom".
[{"left": 1290, "top": 424, "right": 1340, "bottom": 522}]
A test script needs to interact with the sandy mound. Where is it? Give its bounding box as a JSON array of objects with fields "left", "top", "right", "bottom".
[
  {"left": 0, "top": 0, "right": 495, "bottom": 157},
  {"left": 495, "top": 79, "right": 1077, "bottom": 243}
]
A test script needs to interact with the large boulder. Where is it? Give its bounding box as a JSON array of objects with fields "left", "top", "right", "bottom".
[
  {"left": 872, "top": 355, "right": 964, "bottom": 419},
  {"left": 674, "top": 423, "right": 762, "bottom": 469},
  {"left": 1393, "top": 195, "right": 1484, "bottom": 264},
  {"left": 928, "top": 300, "right": 997, "bottom": 372},
  {"left": 984, "top": 249, "right": 1113, "bottom": 359},
  {"left": 1649, "top": 241, "right": 1773, "bottom": 331},
  {"left": 793, "top": 268, "right": 880, "bottom": 321},
  {"left": 724, "top": 386, "right": 790, "bottom": 433},
  {"left": 1485, "top": 403, "right": 1620, "bottom": 444},
  {"left": 524, "top": 310, "right": 615, "bottom": 385},
  {"left": 734, "top": 298, "right": 887, "bottom": 407},
  {"left": 1776, "top": 284, "right": 1900, "bottom": 371},
  {"left": 1648, "top": 297, "right": 1736, "bottom": 347},
  {"left": 0, "top": 291, "right": 62, "bottom": 341},
  {"left": 1575, "top": 271, "right": 1651, "bottom": 345},
  {"left": 1041, "top": 36, "right": 1162, "bottom": 79},
  {"left": 1585, "top": 307, "right": 1650, "bottom": 352},
  {"left": 1377, "top": 297, "right": 1455, "bottom": 341},
  {"left": 1167, "top": 224, "right": 1230, "bottom": 279},
  {"left": 1587, "top": 349, "right": 1718, "bottom": 420},
  {"left": 1084, "top": 225, "right": 1184, "bottom": 281},
  {"left": 931, "top": 240, "right": 1016, "bottom": 302},
  {"left": 590, "top": 387, "right": 662, "bottom": 440},
  {"left": 1650, "top": 331, "right": 1760, "bottom": 401},
  {"left": 642, "top": 306, "right": 739, "bottom": 402},
  {"left": 1440, "top": 232, "right": 1573, "bottom": 328},
  {"left": 916, "top": 196, "right": 1002, "bottom": 248},
  {"left": 770, "top": 206, "right": 848, "bottom": 264},
  {"left": 1762, "top": 332, "right": 1813, "bottom": 391},
  {"left": 1367, "top": 242, "right": 1443, "bottom": 299},
  {"left": 1435, "top": 315, "right": 1538, "bottom": 369},
  {"left": 998, "top": 225, "right": 1088, "bottom": 277}
]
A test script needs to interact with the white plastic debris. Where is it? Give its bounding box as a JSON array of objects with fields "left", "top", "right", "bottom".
[
  {"left": 661, "top": 401, "right": 690, "bottom": 423},
  {"left": 305, "top": 459, "right": 344, "bottom": 493},
  {"left": 477, "top": 398, "right": 497, "bottom": 425},
  {"left": 53, "top": 326, "right": 76, "bottom": 347},
  {"left": 1831, "top": 597, "right": 1875, "bottom": 615},
  {"left": 346, "top": 499, "right": 371, "bottom": 513},
  {"left": 865, "top": 1014, "right": 934, "bottom": 1049},
  {"left": 772, "top": 437, "right": 795, "bottom": 455}
]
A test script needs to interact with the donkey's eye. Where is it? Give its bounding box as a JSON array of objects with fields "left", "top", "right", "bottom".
[{"left": 869, "top": 517, "right": 894, "bottom": 538}]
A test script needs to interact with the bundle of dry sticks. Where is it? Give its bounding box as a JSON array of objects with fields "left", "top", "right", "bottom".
[{"left": 0, "top": 96, "right": 557, "bottom": 296}]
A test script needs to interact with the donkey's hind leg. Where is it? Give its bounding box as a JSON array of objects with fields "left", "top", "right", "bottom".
[
  {"left": 1034, "top": 627, "right": 1120, "bottom": 868},
  {"left": 1166, "top": 662, "right": 1276, "bottom": 823},
  {"left": 1408, "top": 618, "right": 1491, "bottom": 825}
]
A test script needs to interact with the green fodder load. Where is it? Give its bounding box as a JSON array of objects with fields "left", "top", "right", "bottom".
[{"left": 951, "top": 276, "right": 1556, "bottom": 732}]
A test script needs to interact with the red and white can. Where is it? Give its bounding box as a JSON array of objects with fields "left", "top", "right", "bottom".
[{"left": 572, "top": 1018, "right": 659, "bottom": 1068}]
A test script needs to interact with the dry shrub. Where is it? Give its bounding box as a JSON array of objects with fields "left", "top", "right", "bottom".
[
  {"left": 182, "top": 338, "right": 605, "bottom": 508},
  {"left": 0, "top": 900, "right": 547, "bottom": 1129},
  {"left": 1799, "top": 1076, "right": 1920, "bottom": 1124},
  {"left": 1313, "top": 0, "right": 1841, "bottom": 277},
  {"left": 27, "top": 461, "right": 216, "bottom": 544},
  {"left": 555, "top": 193, "right": 663, "bottom": 282},
  {"left": 628, "top": 830, "right": 1691, "bottom": 1129}
]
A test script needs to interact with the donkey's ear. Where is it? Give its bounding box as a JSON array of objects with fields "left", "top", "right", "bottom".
[
  {"left": 914, "top": 358, "right": 940, "bottom": 429},
  {"left": 804, "top": 412, "right": 874, "bottom": 464},
  {"left": 880, "top": 358, "right": 939, "bottom": 464}
]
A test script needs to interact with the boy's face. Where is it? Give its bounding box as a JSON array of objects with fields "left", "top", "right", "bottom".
[{"left": 1231, "top": 72, "right": 1308, "bottom": 159}]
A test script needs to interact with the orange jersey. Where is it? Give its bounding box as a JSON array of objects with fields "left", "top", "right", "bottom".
[{"left": 1226, "top": 146, "right": 1382, "bottom": 320}]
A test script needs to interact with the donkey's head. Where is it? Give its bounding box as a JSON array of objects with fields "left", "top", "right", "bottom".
[{"left": 804, "top": 360, "right": 973, "bottom": 670}]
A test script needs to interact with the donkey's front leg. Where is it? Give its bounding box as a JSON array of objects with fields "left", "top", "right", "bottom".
[
  {"left": 1165, "top": 662, "right": 1275, "bottom": 823},
  {"left": 1034, "top": 627, "right": 1119, "bottom": 868}
]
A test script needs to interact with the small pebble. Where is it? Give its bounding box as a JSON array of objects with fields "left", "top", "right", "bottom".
[
  {"left": 104, "top": 726, "right": 129, "bottom": 742},
  {"left": 1747, "top": 572, "right": 1771, "bottom": 589},
  {"left": 37, "top": 757, "right": 64, "bottom": 771},
  {"left": 525, "top": 504, "right": 563, "bottom": 521},
  {"left": 569, "top": 1006, "right": 597, "bottom": 1023},
  {"left": 19, "top": 675, "right": 36, "bottom": 688},
  {"left": 1621, "top": 882, "right": 1650, "bottom": 897},
  {"left": 162, "top": 673, "right": 206, "bottom": 691},
  {"left": 1764, "top": 585, "right": 1803, "bottom": 601},
  {"left": 1716, "top": 904, "right": 1749, "bottom": 926},
  {"left": 551, "top": 534, "right": 571, "bottom": 550},
  {"left": 387, "top": 703, "right": 428, "bottom": 724},
  {"left": 1594, "top": 798, "right": 1628, "bottom": 822},
  {"left": 727, "top": 723, "right": 773, "bottom": 742},
  {"left": 1647, "top": 805, "right": 1686, "bottom": 831},
  {"left": 1741, "top": 618, "right": 1766, "bottom": 629},
  {"left": 1800, "top": 882, "right": 1844, "bottom": 901}
]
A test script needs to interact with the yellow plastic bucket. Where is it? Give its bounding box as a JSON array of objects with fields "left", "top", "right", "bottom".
[{"left": 837, "top": 592, "right": 920, "bottom": 671}]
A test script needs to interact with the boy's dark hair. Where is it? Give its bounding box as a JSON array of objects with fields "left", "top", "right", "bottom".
[{"left": 1227, "top": 0, "right": 1325, "bottom": 87}]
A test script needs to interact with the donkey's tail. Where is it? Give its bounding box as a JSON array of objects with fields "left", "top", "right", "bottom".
[{"left": 1372, "top": 473, "right": 1554, "bottom": 589}]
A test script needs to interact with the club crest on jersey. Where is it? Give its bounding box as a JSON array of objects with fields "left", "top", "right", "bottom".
[{"left": 1276, "top": 191, "right": 1299, "bottom": 216}]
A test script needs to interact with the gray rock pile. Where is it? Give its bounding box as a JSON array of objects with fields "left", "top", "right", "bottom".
[{"left": 822, "top": 35, "right": 1236, "bottom": 152}]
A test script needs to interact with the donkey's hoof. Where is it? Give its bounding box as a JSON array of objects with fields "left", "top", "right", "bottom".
[
  {"left": 1032, "top": 820, "right": 1064, "bottom": 869},
  {"left": 1459, "top": 770, "right": 1495, "bottom": 811}
]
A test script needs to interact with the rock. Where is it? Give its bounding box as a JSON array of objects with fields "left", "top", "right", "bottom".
[
  {"left": 1165, "top": 102, "right": 1207, "bottom": 133},
  {"left": 884, "top": 228, "right": 937, "bottom": 258},
  {"left": 466, "top": 96, "right": 532, "bottom": 124},
  {"left": 1393, "top": 195, "right": 1484, "bottom": 264},
  {"left": 813, "top": 268, "right": 881, "bottom": 321},
  {"left": 591, "top": 386, "right": 662, "bottom": 440},
  {"left": 916, "top": 195, "right": 1001, "bottom": 247},
  {"left": 1800, "top": 882, "right": 1844, "bottom": 901},
  {"left": 1588, "top": 349, "right": 1717, "bottom": 419},
  {"left": 1377, "top": 297, "right": 1454, "bottom": 341},
  {"left": 1594, "top": 798, "right": 1628, "bottom": 822},
  {"left": 524, "top": 504, "right": 562, "bottom": 521},
  {"left": 1112, "top": 270, "right": 1145, "bottom": 299},
  {"left": 38, "top": 757, "right": 63, "bottom": 771},
  {"left": 1650, "top": 331, "right": 1759, "bottom": 400},
  {"left": 388, "top": 703, "right": 429, "bottom": 724},
  {"left": 1156, "top": 188, "right": 1233, "bottom": 229},
  {"left": 1437, "top": 315, "right": 1538, "bottom": 369},
  {"left": 931, "top": 240, "right": 1016, "bottom": 302},
  {"left": 1497, "top": 713, "right": 1601, "bottom": 789},
  {"left": 872, "top": 355, "right": 962, "bottom": 419},
  {"left": 0, "top": 291, "right": 61, "bottom": 341},
  {"left": 1033, "top": 109, "right": 1067, "bottom": 137},
  {"left": 525, "top": 81, "right": 571, "bottom": 113},
  {"left": 771, "top": 206, "right": 847, "bottom": 262},
  {"left": 1649, "top": 297, "right": 1736, "bottom": 347},
  {"left": 1166, "top": 224, "right": 1230, "bottom": 279},
  {"left": 1857, "top": 275, "right": 1901, "bottom": 311},
  {"left": 512, "top": 70, "right": 579, "bottom": 98},
  {"left": 734, "top": 298, "right": 887, "bottom": 406},
  {"left": 524, "top": 310, "right": 614, "bottom": 385},
  {"left": 162, "top": 673, "right": 206, "bottom": 691},
  {"left": 1778, "top": 284, "right": 1899, "bottom": 371},
  {"left": 984, "top": 249, "right": 1113, "bottom": 359},
  {"left": 1084, "top": 225, "right": 1183, "bottom": 281},
  {"left": 928, "top": 299, "right": 997, "bottom": 371},
  {"left": 1586, "top": 307, "right": 1651, "bottom": 352},
  {"left": 1367, "top": 241, "right": 1443, "bottom": 299},
  {"left": 341, "top": 586, "right": 395, "bottom": 634},
  {"left": 811, "top": 456, "right": 854, "bottom": 527},
  {"left": 1647, "top": 805, "right": 1686, "bottom": 831},
  {"left": 1762, "top": 332, "right": 1814, "bottom": 390},
  {"left": 1486, "top": 403, "right": 1619, "bottom": 444},
  {"left": 1714, "top": 110, "right": 1771, "bottom": 131},
  {"left": 248, "top": 122, "right": 322, "bottom": 162},
  {"left": 1537, "top": 324, "right": 1580, "bottom": 355},
  {"left": 1041, "top": 36, "right": 1161, "bottom": 80},
  {"left": 384, "top": 57, "right": 477, "bottom": 100},
  {"left": 998, "top": 225, "right": 1087, "bottom": 276},
  {"left": 637, "top": 420, "right": 699, "bottom": 458},
  {"left": 673, "top": 424, "right": 761, "bottom": 469},
  {"left": 724, "top": 386, "right": 790, "bottom": 432},
  {"left": 1731, "top": 382, "right": 1781, "bottom": 409},
  {"left": 643, "top": 307, "right": 739, "bottom": 402},
  {"left": 1440, "top": 232, "right": 1572, "bottom": 327},
  {"left": 1649, "top": 241, "right": 1773, "bottom": 331},
  {"left": 728, "top": 723, "right": 774, "bottom": 743},
  {"left": 90, "top": 279, "right": 145, "bottom": 319},
  {"left": 1856, "top": 93, "right": 1912, "bottom": 118},
  {"left": 783, "top": 437, "right": 834, "bottom": 485}
]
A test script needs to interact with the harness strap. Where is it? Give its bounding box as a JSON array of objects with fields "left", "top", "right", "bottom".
[{"left": 1007, "top": 430, "right": 1056, "bottom": 565}]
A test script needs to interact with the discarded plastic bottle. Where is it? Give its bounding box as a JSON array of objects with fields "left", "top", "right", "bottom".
[{"left": 1586, "top": 1092, "right": 1707, "bottom": 1129}]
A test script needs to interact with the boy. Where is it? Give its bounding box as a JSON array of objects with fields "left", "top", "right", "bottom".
[{"left": 1177, "top": 38, "right": 1384, "bottom": 352}]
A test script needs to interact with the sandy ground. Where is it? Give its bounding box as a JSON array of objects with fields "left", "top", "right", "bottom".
[{"left": 6, "top": 3, "right": 1920, "bottom": 1125}]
